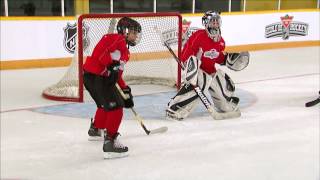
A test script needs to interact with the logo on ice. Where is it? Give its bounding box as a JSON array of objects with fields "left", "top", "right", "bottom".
[
  {"left": 265, "top": 14, "right": 309, "bottom": 40},
  {"left": 63, "top": 23, "right": 90, "bottom": 54}
]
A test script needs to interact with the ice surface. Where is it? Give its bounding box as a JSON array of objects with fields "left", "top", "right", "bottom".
[{"left": 1, "top": 47, "right": 319, "bottom": 180}]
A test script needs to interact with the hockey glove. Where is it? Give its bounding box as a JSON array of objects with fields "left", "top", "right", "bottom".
[
  {"left": 222, "top": 52, "right": 250, "bottom": 71},
  {"left": 106, "top": 61, "right": 120, "bottom": 85},
  {"left": 122, "top": 86, "right": 134, "bottom": 108}
]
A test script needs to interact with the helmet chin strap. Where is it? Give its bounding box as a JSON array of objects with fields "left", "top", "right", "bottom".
[
  {"left": 125, "top": 29, "right": 140, "bottom": 47},
  {"left": 124, "top": 29, "right": 134, "bottom": 47},
  {"left": 125, "top": 36, "right": 136, "bottom": 47}
]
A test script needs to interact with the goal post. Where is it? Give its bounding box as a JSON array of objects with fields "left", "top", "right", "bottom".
[{"left": 42, "top": 12, "right": 183, "bottom": 102}]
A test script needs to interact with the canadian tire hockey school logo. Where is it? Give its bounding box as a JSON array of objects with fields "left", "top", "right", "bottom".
[
  {"left": 265, "top": 14, "right": 309, "bottom": 40},
  {"left": 157, "top": 19, "right": 201, "bottom": 46},
  {"left": 63, "top": 23, "right": 90, "bottom": 54}
]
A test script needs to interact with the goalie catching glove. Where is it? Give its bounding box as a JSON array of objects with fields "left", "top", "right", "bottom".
[
  {"left": 122, "top": 86, "right": 134, "bottom": 108},
  {"left": 223, "top": 51, "right": 250, "bottom": 71}
]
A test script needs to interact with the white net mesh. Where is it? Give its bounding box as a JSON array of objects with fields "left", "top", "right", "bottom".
[
  {"left": 43, "top": 13, "right": 182, "bottom": 101},
  {"left": 42, "top": 45, "right": 80, "bottom": 101}
]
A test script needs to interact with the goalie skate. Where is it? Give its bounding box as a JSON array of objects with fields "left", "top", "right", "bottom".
[
  {"left": 212, "top": 98, "right": 241, "bottom": 120},
  {"left": 166, "top": 109, "right": 183, "bottom": 121},
  {"left": 212, "top": 108, "right": 241, "bottom": 120}
]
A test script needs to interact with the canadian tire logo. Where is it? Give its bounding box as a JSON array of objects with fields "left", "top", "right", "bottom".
[
  {"left": 265, "top": 14, "right": 309, "bottom": 40},
  {"left": 182, "top": 19, "right": 201, "bottom": 44},
  {"left": 182, "top": 19, "right": 191, "bottom": 36},
  {"left": 63, "top": 23, "right": 90, "bottom": 54},
  {"left": 182, "top": 19, "right": 201, "bottom": 38}
]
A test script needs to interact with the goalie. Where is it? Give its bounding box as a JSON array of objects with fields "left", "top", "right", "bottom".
[{"left": 166, "top": 11, "right": 250, "bottom": 121}]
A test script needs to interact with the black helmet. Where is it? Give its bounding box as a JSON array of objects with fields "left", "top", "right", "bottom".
[{"left": 117, "top": 17, "right": 142, "bottom": 46}]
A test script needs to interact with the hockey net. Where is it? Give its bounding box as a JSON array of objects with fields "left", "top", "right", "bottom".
[{"left": 42, "top": 13, "right": 182, "bottom": 102}]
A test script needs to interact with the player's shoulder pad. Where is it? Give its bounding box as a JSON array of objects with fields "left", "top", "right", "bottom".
[{"left": 188, "top": 29, "right": 206, "bottom": 42}]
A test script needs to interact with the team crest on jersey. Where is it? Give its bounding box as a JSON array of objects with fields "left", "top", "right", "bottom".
[
  {"left": 63, "top": 23, "right": 90, "bottom": 54},
  {"left": 265, "top": 14, "right": 308, "bottom": 40},
  {"left": 204, "top": 49, "right": 219, "bottom": 59}
]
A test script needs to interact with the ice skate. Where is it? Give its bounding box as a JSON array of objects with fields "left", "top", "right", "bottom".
[
  {"left": 103, "top": 132, "right": 129, "bottom": 159},
  {"left": 88, "top": 118, "right": 103, "bottom": 141}
]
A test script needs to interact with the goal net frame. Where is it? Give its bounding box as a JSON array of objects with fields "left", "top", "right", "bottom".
[{"left": 43, "top": 12, "right": 182, "bottom": 102}]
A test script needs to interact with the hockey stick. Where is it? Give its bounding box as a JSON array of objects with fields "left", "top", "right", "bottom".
[
  {"left": 305, "top": 92, "right": 320, "bottom": 107},
  {"left": 154, "top": 26, "right": 239, "bottom": 120},
  {"left": 115, "top": 84, "right": 168, "bottom": 135},
  {"left": 305, "top": 97, "right": 320, "bottom": 107}
]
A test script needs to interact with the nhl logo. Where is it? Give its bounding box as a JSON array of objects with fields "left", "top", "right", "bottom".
[{"left": 63, "top": 23, "right": 90, "bottom": 54}]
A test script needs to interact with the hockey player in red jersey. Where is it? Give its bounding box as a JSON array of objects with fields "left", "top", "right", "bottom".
[
  {"left": 83, "top": 17, "right": 141, "bottom": 159},
  {"left": 166, "top": 11, "right": 250, "bottom": 120}
]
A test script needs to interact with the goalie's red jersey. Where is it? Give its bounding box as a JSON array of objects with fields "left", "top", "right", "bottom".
[
  {"left": 83, "top": 34, "right": 129, "bottom": 88},
  {"left": 181, "top": 29, "right": 226, "bottom": 74}
]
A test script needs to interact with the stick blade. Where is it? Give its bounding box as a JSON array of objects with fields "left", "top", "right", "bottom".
[
  {"left": 148, "top": 126, "right": 168, "bottom": 135},
  {"left": 305, "top": 98, "right": 320, "bottom": 107}
]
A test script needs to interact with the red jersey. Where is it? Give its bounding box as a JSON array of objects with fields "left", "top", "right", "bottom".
[
  {"left": 83, "top": 34, "right": 129, "bottom": 88},
  {"left": 181, "top": 29, "right": 226, "bottom": 74}
]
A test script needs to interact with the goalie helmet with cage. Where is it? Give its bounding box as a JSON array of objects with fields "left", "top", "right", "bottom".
[
  {"left": 202, "top": 11, "right": 222, "bottom": 42},
  {"left": 116, "top": 17, "right": 142, "bottom": 46}
]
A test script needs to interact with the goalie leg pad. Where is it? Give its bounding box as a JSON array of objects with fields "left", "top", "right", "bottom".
[
  {"left": 209, "top": 69, "right": 239, "bottom": 113},
  {"left": 196, "top": 69, "right": 214, "bottom": 92},
  {"left": 166, "top": 84, "right": 200, "bottom": 120},
  {"left": 167, "top": 69, "right": 213, "bottom": 120}
]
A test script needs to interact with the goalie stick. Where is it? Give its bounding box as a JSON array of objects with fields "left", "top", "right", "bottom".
[
  {"left": 115, "top": 84, "right": 168, "bottom": 135},
  {"left": 305, "top": 92, "right": 320, "bottom": 107},
  {"left": 154, "top": 26, "right": 240, "bottom": 120}
]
